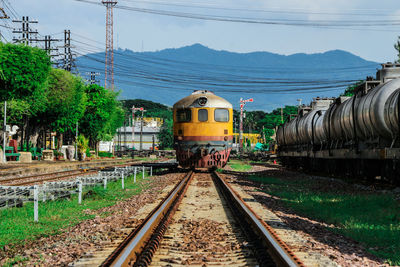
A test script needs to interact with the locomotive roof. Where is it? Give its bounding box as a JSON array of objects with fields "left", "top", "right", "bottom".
[{"left": 173, "top": 90, "right": 232, "bottom": 109}]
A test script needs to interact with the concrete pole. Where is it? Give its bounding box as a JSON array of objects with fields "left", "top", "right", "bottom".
[{"left": 3, "top": 101, "right": 6, "bottom": 163}]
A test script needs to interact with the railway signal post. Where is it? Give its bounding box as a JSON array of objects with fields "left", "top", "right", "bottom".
[{"left": 239, "top": 98, "right": 253, "bottom": 153}]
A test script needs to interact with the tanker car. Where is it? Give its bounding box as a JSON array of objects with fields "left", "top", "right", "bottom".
[
  {"left": 277, "top": 63, "right": 400, "bottom": 182},
  {"left": 173, "top": 90, "right": 233, "bottom": 169}
]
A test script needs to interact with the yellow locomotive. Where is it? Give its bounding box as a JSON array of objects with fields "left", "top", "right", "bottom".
[{"left": 173, "top": 90, "right": 233, "bottom": 168}]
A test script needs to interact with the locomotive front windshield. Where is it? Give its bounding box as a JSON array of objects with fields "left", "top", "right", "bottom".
[
  {"left": 214, "top": 108, "right": 229, "bottom": 122},
  {"left": 198, "top": 109, "right": 208, "bottom": 122},
  {"left": 176, "top": 108, "right": 192, "bottom": 122}
]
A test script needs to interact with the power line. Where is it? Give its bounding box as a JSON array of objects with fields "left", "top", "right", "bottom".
[{"left": 72, "top": 0, "right": 400, "bottom": 30}]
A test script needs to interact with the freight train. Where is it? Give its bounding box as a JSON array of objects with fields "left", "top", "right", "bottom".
[
  {"left": 173, "top": 90, "right": 233, "bottom": 168},
  {"left": 277, "top": 63, "right": 400, "bottom": 182}
]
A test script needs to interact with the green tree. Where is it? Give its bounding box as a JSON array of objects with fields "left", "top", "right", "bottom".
[
  {"left": 158, "top": 119, "right": 173, "bottom": 149},
  {"left": 259, "top": 105, "right": 297, "bottom": 142},
  {"left": 79, "top": 84, "right": 123, "bottom": 149},
  {"left": 44, "top": 69, "right": 87, "bottom": 134},
  {"left": 0, "top": 43, "right": 50, "bottom": 101},
  {"left": 0, "top": 43, "right": 51, "bottom": 149},
  {"left": 341, "top": 80, "right": 364, "bottom": 97},
  {"left": 395, "top": 36, "right": 400, "bottom": 63}
]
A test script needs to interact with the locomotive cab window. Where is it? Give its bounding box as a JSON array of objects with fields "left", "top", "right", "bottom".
[
  {"left": 214, "top": 108, "right": 229, "bottom": 122},
  {"left": 198, "top": 109, "right": 208, "bottom": 122},
  {"left": 176, "top": 109, "right": 192, "bottom": 122}
]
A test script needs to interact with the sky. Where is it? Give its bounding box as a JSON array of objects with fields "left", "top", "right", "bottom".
[{"left": 2, "top": 0, "right": 400, "bottom": 63}]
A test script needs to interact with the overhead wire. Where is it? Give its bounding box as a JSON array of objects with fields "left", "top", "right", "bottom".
[{"left": 72, "top": 0, "right": 400, "bottom": 30}]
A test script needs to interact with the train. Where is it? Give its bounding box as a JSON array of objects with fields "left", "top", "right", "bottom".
[
  {"left": 173, "top": 90, "right": 233, "bottom": 168},
  {"left": 277, "top": 63, "right": 400, "bottom": 182}
]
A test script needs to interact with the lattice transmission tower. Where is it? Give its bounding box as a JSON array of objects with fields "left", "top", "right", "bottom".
[{"left": 102, "top": 0, "right": 117, "bottom": 90}]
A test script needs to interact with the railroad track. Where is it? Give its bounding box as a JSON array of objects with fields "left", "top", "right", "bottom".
[
  {"left": 98, "top": 171, "right": 303, "bottom": 267},
  {"left": 0, "top": 161, "right": 137, "bottom": 186}
]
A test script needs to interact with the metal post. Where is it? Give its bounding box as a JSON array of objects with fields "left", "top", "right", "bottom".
[
  {"left": 121, "top": 172, "right": 124, "bottom": 189},
  {"left": 103, "top": 176, "right": 107, "bottom": 189},
  {"left": 33, "top": 185, "right": 39, "bottom": 222},
  {"left": 150, "top": 166, "right": 153, "bottom": 176},
  {"left": 3, "top": 101, "right": 6, "bottom": 163},
  {"left": 152, "top": 134, "right": 155, "bottom": 152},
  {"left": 134, "top": 167, "right": 137, "bottom": 183},
  {"left": 142, "top": 165, "right": 145, "bottom": 179}
]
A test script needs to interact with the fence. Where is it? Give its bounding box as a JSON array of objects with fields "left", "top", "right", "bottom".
[{"left": 0, "top": 165, "right": 153, "bottom": 222}]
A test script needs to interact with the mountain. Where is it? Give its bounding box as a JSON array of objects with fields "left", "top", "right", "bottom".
[{"left": 76, "top": 44, "right": 380, "bottom": 111}]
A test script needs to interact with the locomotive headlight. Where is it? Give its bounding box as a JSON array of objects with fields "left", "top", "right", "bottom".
[{"left": 198, "top": 97, "right": 208, "bottom": 106}]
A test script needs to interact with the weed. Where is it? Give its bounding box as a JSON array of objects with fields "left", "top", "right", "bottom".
[{"left": 244, "top": 174, "right": 400, "bottom": 265}]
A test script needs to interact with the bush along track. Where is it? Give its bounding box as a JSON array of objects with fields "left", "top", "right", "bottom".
[
  {"left": 0, "top": 172, "right": 181, "bottom": 266},
  {"left": 226, "top": 159, "right": 253, "bottom": 172},
  {"left": 236, "top": 171, "right": 400, "bottom": 266}
]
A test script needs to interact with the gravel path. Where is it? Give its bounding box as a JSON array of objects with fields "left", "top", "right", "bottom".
[{"left": 0, "top": 172, "right": 183, "bottom": 266}]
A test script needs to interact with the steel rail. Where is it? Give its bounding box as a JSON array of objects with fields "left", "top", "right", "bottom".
[
  {"left": 101, "top": 171, "right": 194, "bottom": 267},
  {"left": 0, "top": 170, "right": 84, "bottom": 184},
  {"left": 213, "top": 171, "right": 304, "bottom": 267},
  {"left": 8, "top": 171, "right": 99, "bottom": 186},
  {"left": 0, "top": 160, "right": 138, "bottom": 186}
]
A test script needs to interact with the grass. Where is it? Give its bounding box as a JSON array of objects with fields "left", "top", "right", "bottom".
[
  {"left": 227, "top": 159, "right": 252, "bottom": 172},
  {"left": 134, "top": 157, "right": 156, "bottom": 162},
  {"left": 0, "top": 172, "right": 150, "bottom": 251},
  {"left": 245, "top": 175, "right": 400, "bottom": 265}
]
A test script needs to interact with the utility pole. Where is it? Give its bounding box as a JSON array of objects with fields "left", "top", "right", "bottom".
[
  {"left": 239, "top": 98, "right": 253, "bottom": 153},
  {"left": 281, "top": 108, "right": 283, "bottom": 124},
  {"left": 12, "top": 16, "right": 38, "bottom": 45},
  {"left": 131, "top": 106, "right": 143, "bottom": 150},
  {"left": 102, "top": 0, "right": 117, "bottom": 90},
  {"left": 0, "top": 8, "right": 8, "bottom": 19},
  {"left": 61, "top": 30, "right": 75, "bottom": 72},
  {"left": 86, "top": 72, "right": 100, "bottom": 85},
  {"left": 140, "top": 109, "right": 146, "bottom": 151},
  {"left": 0, "top": 7, "right": 8, "bottom": 44},
  {"left": 34, "top": 35, "right": 60, "bottom": 65}
]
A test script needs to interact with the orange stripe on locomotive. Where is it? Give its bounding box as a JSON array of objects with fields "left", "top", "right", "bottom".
[{"left": 173, "top": 90, "right": 233, "bottom": 168}]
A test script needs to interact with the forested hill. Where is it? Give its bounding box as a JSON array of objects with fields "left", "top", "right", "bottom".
[
  {"left": 77, "top": 44, "right": 379, "bottom": 111},
  {"left": 121, "top": 99, "right": 172, "bottom": 120}
]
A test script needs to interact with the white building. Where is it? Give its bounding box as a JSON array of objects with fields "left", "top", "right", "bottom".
[{"left": 114, "top": 120, "right": 161, "bottom": 151}]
